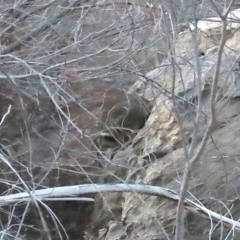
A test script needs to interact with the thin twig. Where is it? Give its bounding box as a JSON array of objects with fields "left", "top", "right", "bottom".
[
  {"left": 0, "top": 105, "right": 11, "bottom": 126},
  {"left": 1, "top": 1, "right": 56, "bottom": 36},
  {"left": 0, "top": 0, "right": 89, "bottom": 55},
  {"left": 175, "top": 1, "right": 235, "bottom": 239}
]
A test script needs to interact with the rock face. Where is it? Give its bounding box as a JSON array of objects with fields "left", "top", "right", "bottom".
[
  {"left": 88, "top": 17, "right": 240, "bottom": 240},
  {"left": 1, "top": 1, "right": 240, "bottom": 240}
]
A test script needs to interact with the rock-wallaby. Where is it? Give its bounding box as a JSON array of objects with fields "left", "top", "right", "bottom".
[{"left": 93, "top": 95, "right": 154, "bottom": 158}]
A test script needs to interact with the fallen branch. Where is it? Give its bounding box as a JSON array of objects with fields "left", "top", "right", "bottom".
[{"left": 0, "top": 183, "right": 239, "bottom": 232}]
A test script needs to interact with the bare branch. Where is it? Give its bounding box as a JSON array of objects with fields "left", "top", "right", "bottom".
[
  {"left": 1, "top": 183, "right": 240, "bottom": 233},
  {"left": 0, "top": 0, "right": 90, "bottom": 55},
  {"left": 1, "top": 1, "right": 56, "bottom": 36},
  {"left": 175, "top": 1, "right": 235, "bottom": 239}
]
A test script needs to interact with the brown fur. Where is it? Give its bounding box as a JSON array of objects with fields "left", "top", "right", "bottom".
[{"left": 93, "top": 95, "right": 153, "bottom": 159}]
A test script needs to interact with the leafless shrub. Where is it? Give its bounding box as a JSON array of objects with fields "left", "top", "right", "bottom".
[{"left": 0, "top": 0, "right": 239, "bottom": 239}]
